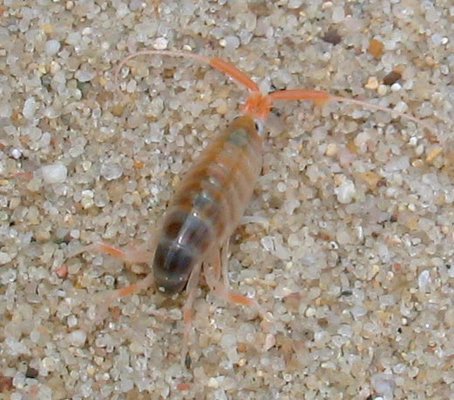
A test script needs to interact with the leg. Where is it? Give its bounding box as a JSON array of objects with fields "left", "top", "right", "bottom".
[
  {"left": 66, "top": 241, "right": 155, "bottom": 265},
  {"left": 219, "top": 241, "right": 230, "bottom": 290},
  {"left": 90, "top": 272, "right": 161, "bottom": 324},
  {"left": 93, "top": 273, "right": 155, "bottom": 305},
  {"left": 181, "top": 262, "right": 202, "bottom": 364},
  {"left": 202, "top": 251, "right": 222, "bottom": 292},
  {"left": 65, "top": 227, "right": 159, "bottom": 272},
  {"left": 64, "top": 232, "right": 159, "bottom": 306},
  {"left": 240, "top": 215, "right": 269, "bottom": 230},
  {"left": 204, "top": 243, "right": 268, "bottom": 321}
]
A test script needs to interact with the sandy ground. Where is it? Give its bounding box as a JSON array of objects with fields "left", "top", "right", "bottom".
[{"left": 1, "top": 1, "right": 453, "bottom": 399}]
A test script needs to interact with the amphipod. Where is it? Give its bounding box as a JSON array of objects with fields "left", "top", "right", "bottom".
[{"left": 66, "top": 49, "right": 434, "bottom": 354}]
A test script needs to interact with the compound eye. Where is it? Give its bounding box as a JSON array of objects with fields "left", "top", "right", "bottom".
[{"left": 254, "top": 119, "right": 265, "bottom": 136}]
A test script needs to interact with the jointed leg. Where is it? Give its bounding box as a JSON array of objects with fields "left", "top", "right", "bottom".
[
  {"left": 66, "top": 241, "right": 155, "bottom": 265},
  {"left": 64, "top": 234, "right": 159, "bottom": 306},
  {"left": 93, "top": 272, "right": 155, "bottom": 309},
  {"left": 181, "top": 262, "right": 202, "bottom": 362},
  {"left": 220, "top": 242, "right": 230, "bottom": 290},
  {"left": 204, "top": 243, "right": 268, "bottom": 320}
]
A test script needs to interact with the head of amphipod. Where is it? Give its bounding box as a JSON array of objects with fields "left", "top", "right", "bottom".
[{"left": 243, "top": 92, "right": 273, "bottom": 123}]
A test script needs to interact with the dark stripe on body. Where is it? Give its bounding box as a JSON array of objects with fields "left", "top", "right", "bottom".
[
  {"left": 153, "top": 210, "right": 213, "bottom": 293},
  {"left": 153, "top": 118, "right": 263, "bottom": 294}
]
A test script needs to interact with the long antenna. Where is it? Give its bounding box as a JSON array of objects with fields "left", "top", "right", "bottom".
[{"left": 114, "top": 49, "right": 259, "bottom": 92}]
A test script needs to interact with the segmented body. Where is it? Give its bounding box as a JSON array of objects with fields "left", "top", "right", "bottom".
[
  {"left": 153, "top": 116, "right": 263, "bottom": 293},
  {"left": 77, "top": 49, "right": 431, "bottom": 310}
]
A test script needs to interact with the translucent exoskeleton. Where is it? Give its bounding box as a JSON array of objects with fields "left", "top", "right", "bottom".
[{"left": 64, "top": 49, "right": 435, "bottom": 360}]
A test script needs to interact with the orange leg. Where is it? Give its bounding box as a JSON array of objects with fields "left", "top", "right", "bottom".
[
  {"left": 66, "top": 241, "right": 155, "bottom": 264},
  {"left": 65, "top": 235, "right": 159, "bottom": 307},
  {"left": 93, "top": 273, "right": 156, "bottom": 312},
  {"left": 204, "top": 243, "right": 269, "bottom": 321}
]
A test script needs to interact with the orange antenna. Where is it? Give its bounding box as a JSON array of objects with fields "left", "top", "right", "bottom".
[
  {"left": 114, "top": 49, "right": 259, "bottom": 92},
  {"left": 114, "top": 49, "right": 435, "bottom": 134},
  {"left": 268, "top": 89, "right": 436, "bottom": 133}
]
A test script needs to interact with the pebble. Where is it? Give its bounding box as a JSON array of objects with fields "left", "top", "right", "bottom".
[
  {"left": 219, "top": 35, "right": 240, "bottom": 49},
  {"left": 22, "top": 97, "right": 37, "bottom": 119},
  {"left": 445, "top": 308, "right": 454, "bottom": 327},
  {"left": 263, "top": 333, "right": 276, "bottom": 351},
  {"left": 368, "top": 38, "right": 384, "bottom": 59},
  {"left": 0, "top": 101, "right": 12, "bottom": 118},
  {"left": 41, "top": 163, "right": 68, "bottom": 184},
  {"left": 371, "top": 373, "right": 395, "bottom": 399},
  {"left": 207, "top": 377, "right": 219, "bottom": 389},
  {"left": 10, "top": 148, "right": 23, "bottom": 159},
  {"left": 68, "top": 330, "right": 87, "bottom": 347},
  {"left": 425, "top": 146, "right": 443, "bottom": 163},
  {"left": 100, "top": 162, "right": 123, "bottom": 181},
  {"left": 0, "top": 251, "right": 12, "bottom": 265},
  {"left": 365, "top": 76, "right": 379, "bottom": 90},
  {"left": 334, "top": 177, "right": 356, "bottom": 204},
  {"left": 261, "top": 236, "right": 275, "bottom": 252},
  {"left": 75, "top": 69, "right": 96, "bottom": 82},
  {"left": 45, "top": 39, "right": 61, "bottom": 56},
  {"left": 153, "top": 37, "right": 168, "bottom": 50},
  {"left": 66, "top": 32, "right": 81, "bottom": 46},
  {"left": 332, "top": 6, "right": 345, "bottom": 23},
  {"left": 80, "top": 189, "right": 94, "bottom": 209},
  {"left": 377, "top": 84, "right": 388, "bottom": 96},
  {"left": 120, "top": 379, "right": 134, "bottom": 392},
  {"left": 383, "top": 70, "right": 402, "bottom": 86},
  {"left": 288, "top": 0, "right": 303, "bottom": 9},
  {"left": 67, "top": 315, "right": 78, "bottom": 328},
  {"left": 385, "top": 156, "right": 409, "bottom": 172},
  {"left": 325, "top": 143, "right": 338, "bottom": 156},
  {"left": 418, "top": 270, "right": 431, "bottom": 292}
]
